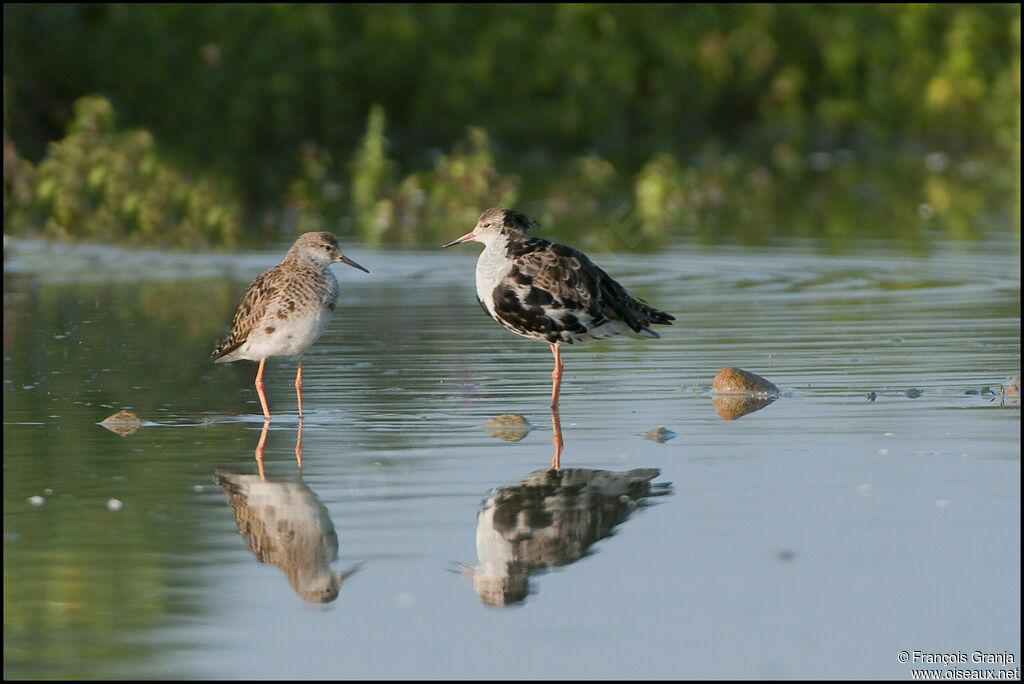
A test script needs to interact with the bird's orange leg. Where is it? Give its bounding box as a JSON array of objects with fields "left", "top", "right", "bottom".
[
  {"left": 549, "top": 343, "right": 564, "bottom": 409},
  {"left": 254, "top": 418, "right": 270, "bottom": 480},
  {"left": 255, "top": 358, "right": 271, "bottom": 419},
  {"left": 550, "top": 407, "right": 563, "bottom": 470},
  {"left": 295, "top": 418, "right": 304, "bottom": 469},
  {"left": 295, "top": 359, "right": 304, "bottom": 417}
]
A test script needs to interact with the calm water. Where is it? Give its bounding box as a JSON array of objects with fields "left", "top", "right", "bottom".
[{"left": 3, "top": 236, "right": 1021, "bottom": 679}]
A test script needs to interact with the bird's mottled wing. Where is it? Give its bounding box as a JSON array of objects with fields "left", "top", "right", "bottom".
[
  {"left": 211, "top": 268, "right": 280, "bottom": 360},
  {"left": 513, "top": 239, "right": 671, "bottom": 335}
]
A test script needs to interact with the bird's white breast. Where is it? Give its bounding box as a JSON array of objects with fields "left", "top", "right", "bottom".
[{"left": 474, "top": 241, "right": 514, "bottom": 318}]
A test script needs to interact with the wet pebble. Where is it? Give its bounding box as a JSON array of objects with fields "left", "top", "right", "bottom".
[
  {"left": 642, "top": 426, "right": 676, "bottom": 443},
  {"left": 904, "top": 388, "right": 922, "bottom": 399},
  {"left": 711, "top": 367, "right": 779, "bottom": 395},
  {"left": 99, "top": 409, "right": 143, "bottom": 437},
  {"left": 483, "top": 414, "right": 530, "bottom": 442},
  {"left": 107, "top": 498, "right": 123, "bottom": 511},
  {"left": 27, "top": 495, "right": 45, "bottom": 506},
  {"left": 710, "top": 368, "right": 779, "bottom": 420}
]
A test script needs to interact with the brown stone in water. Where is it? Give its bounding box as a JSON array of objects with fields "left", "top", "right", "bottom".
[
  {"left": 483, "top": 414, "right": 531, "bottom": 442},
  {"left": 642, "top": 426, "right": 676, "bottom": 443},
  {"left": 99, "top": 409, "right": 143, "bottom": 437},
  {"left": 711, "top": 367, "right": 779, "bottom": 395},
  {"left": 1002, "top": 373, "right": 1020, "bottom": 403}
]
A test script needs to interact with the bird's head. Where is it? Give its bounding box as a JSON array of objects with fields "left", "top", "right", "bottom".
[
  {"left": 293, "top": 232, "right": 369, "bottom": 273},
  {"left": 442, "top": 208, "right": 535, "bottom": 249}
]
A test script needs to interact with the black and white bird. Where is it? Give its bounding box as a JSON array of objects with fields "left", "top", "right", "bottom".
[{"left": 444, "top": 207, "right": 674, "bottom": 408}]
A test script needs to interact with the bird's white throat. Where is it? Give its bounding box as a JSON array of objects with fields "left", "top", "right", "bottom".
[{"left": 474, "top": 234, "right": 514, "bottom": 314}]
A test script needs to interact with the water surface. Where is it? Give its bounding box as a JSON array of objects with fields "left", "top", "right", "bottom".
[{"left": 3, "top": 236, "right": 1020, "bottom": 679}]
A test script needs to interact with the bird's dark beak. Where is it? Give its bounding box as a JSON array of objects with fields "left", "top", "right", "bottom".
[
  {"left": 338, "top": 255, "right": 369, "bottom": 273},
  {"left": 442, "top": 231, "right": 476, "bottom": 248}
]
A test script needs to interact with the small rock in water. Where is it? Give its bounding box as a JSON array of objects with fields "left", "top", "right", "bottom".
[
  {"left": 904, "top": 388, "right": 922, "bottom": 399},
  {"left": 710, "top": 368, "right": 779, "bottom": 420},
  {"left": 99, "top": 410, "right": 143, "bottom": 437},
  {"left": 27, "top": 495, "right": 45, "bottom": 506},
  {"left": 867, "top": 391, "right": 877, "bottom": 402},
  {"left": 1001, "top": 374, "right": 1020, "bottom": 403},
  {"left": 483, "top": 414, "right": 530, "bottom": 442},
  {"left": 711, "top": 367, "right": 779, "bottom": 395},
  {"left": 642, "top": 426, "right": 676, "bottom": 443},
  {"left": 107, "top": 498, "right": 123, "bottom": 511}
]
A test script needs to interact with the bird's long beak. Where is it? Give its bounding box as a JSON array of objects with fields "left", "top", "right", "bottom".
[
  {"left": 338, "top": 255, "right": 369, "bottom": 273},
  {"left": 442, "top": 231, "right": 477, "bottom": 248}
]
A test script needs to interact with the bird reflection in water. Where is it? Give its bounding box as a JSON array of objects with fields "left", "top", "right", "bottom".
[
  {"left": 461, "top": 464, "right": 671, "bottom": 606},
  {"left": 215, "top": 420, "right": 360, "bottom": 604}
]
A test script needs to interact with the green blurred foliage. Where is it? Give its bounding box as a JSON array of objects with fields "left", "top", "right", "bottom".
[
  {"left": 2, "top": 3, "right": 1019, "bottom": 248},
  {"left": 350, "top": 103, "right": 395, "bottom": 242},
  {"left": 5, "top": 95, "right": 242, "bottom": 247},
  {"left": 349, "top": 109, "right": 519, "bottom": 245}
]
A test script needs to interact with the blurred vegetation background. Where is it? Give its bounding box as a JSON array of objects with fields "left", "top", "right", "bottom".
[{"left": 3, "top": 3, "right": 1020, "bottom": 250}]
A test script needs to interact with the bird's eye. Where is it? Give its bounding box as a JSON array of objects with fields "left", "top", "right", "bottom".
[
  {"left": 483, "top": 222, "right": 491, "bottom": 228},
  {"left": 322, "top": 244, "right": 331, "bottom": 251}
]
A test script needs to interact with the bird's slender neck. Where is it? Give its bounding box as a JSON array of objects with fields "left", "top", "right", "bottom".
[
  {"left": 483, "top": 229, "right": 511, "bottom": 252},
  {"left": 474, "top": 230, "right": 516, "bottom": 305},
  {"left": 479, "top": 227, "right": 533, "bottom": 255},
  {"left": 283, "top": 250, "right": 329, "bottom": 271}
]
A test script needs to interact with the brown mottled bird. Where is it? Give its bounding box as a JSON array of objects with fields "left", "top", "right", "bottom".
[
  {"left": 444, "top": 208, "right": 673, "bottom": 408},
  {"left": 211, "top": 232, "right": 368, "bottom": 418}
]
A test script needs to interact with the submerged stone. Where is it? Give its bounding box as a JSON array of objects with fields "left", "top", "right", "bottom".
[
  {"left": 642, "top": 426, "right": 676, "bottom": 443},
  {"left": 713, "top": 394, "right": 778, "bottom": 420},
  {"left": 483, "top": 414, "right": 531, "bottom": 442},
  {"left": 99, "top": 409, "right": 143, "bottom": 437}
]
